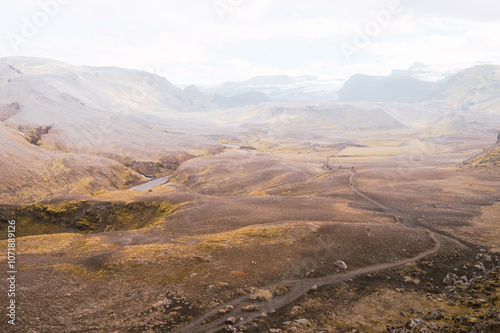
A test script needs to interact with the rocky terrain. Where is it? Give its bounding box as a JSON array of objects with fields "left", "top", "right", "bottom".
[
  {"left": 1, "top": 57, "right": 500, "bottom": 332},
  {"left": 460, "top": 133, "right": 500, "bottom": 174}
]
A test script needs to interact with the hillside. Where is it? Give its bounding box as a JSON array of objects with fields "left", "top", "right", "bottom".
[
  {"left": 338, "top": 73, "right": 439, "bottom": 102},
  {"left": 0, "top": 57, "right": 223, "bottom": 202},
  {"left": 0, "top": 72, "right": 216, "bottom": 160},
  {"left": 337, "top": 64, "right": 500, "bottom": 109},
  {"left": 0, "top": 123, "right": 142, "bottom": 203},
  {"left": 2, "top": 57, "right": 195, "bottom": 113},
  {"left": 433, "top": 65, "right": 500, "bottom": 112},
  {"left": 460, "top": 134, "right": 500, "bottom": 173}
]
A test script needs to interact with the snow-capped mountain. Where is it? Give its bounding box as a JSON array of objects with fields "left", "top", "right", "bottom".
[{"left": 195, "top": 75, "right": 342, "bottom": 103}]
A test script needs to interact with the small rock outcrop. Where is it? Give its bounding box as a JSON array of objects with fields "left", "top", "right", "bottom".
[
  {"left": 334, "top": 260, "right": 348, "bottom": 270},
  {"left": 443, "top": 273, "right": 458, "bottom": 286}
]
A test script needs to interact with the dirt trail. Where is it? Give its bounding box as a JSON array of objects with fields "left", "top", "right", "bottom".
[
  {"left": 348, "top": 171, "right": 404, "bottom": 225},
  {"left": 348, "top": 170, "right": 476, "bottom": 248},
  {"left": 349, "top": 172, "right": 391, "bottom": 211},
  {"left": 173, "top": 168, "right": 444, "bottom": 333},
  {"left": 173, "top": 234, "right": 440, "bottom": 333}
]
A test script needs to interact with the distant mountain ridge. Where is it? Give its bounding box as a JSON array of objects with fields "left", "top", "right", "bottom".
[
  {"left": 197, "top": 74, "right": 340, "bottom": 103},
  {"left": 338, "top": 64, "right": 500, "bottom": 105},
  {"left": 338, "top": 73, "right": 440, "bottom": 103},
  {"left": 1, "top": 56, "right": 270, "bottom": 111},
  {"left": 183, "top": 84, "right": 270, "bottom": 109}
]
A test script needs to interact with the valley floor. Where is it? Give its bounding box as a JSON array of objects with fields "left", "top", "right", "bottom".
[{"left": 1, "top": 149, "right": 500, "bottom": 333}]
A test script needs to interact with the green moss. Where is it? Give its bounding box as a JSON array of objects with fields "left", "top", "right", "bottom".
[
  {"left": 197, "top": 242, "right": 225, "bottom": 253},
  {"left": 15, "top": 216, "right": 66, "bottom": 236},
  {"left": 17, "top": 233, "right": 80, "bottom": 255},
  {"left": 9, "top": 200, "right": 179, "bottom": 237},
  {"left": 25, "top": 200, "right": 87, "bottom": 215},
  {"left": 53, "top": 263, "right": 115, "bottom": 280},
  {"left": 93, "top": 190, "right": 108, "bottom": 196},
  {"left": 241, "top": 226, "right": 291, "bottom": 238}
]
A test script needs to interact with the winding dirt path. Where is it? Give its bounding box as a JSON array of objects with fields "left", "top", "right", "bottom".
[
  {"left": 173, "top": 235, "right": 440, "bottom": 333},
  {"left": 348, "top": 171, "right": 404, "bottom": 225},
  {"left": 173, "top": 168, "right": 443, "bottom": 333},
  {"left": 348, "top": 169, "right": 476, "bottom": 247}
]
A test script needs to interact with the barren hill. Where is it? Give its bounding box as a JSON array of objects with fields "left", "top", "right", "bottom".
[{"left": 460, "top": 132, "right": 500, "bottom": 173}]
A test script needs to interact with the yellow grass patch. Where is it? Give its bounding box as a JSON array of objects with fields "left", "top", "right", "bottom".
[{"left": 16, "top": 233, "right": 82, "bottom": 255}]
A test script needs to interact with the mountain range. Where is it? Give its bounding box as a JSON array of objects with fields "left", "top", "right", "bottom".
[{"left": 1, "top": 56, "right": 499, "bottom": 203}]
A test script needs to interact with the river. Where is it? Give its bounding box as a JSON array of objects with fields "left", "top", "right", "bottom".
[{"left": 128, "top": 176, "right": 170, "bottom": 191}]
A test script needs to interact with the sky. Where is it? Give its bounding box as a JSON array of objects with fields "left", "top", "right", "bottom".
[{"left": 1, "top": 0, "right": 500, "bottom": 85}]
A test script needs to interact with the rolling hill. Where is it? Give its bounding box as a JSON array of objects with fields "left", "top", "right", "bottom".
[{"left": 460, "top": 133, "right": 500, "bottom": 173}]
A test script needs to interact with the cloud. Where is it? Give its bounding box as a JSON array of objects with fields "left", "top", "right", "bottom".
[
  {"left": 400, "top": 0, "right": 500, "bottom": 21},
  {"left": 0, "top": 0, "right": 499, "bottom": 84}
]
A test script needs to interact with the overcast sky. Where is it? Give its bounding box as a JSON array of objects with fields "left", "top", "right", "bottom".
[{"left": 1, "top": 0, "right": 499, "bottom": 85}]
